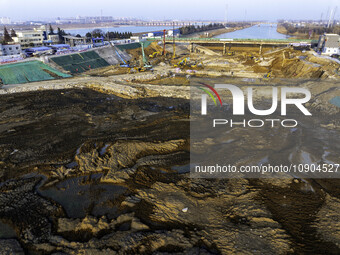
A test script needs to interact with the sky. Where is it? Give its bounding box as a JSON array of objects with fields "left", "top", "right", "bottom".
[{"left": 0, "top": 0, "right": 339, "bottom": 22}]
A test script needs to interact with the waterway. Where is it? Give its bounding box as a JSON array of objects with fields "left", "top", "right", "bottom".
[{"left": 215, "top": 23, "right": 290, "bottom": 40}]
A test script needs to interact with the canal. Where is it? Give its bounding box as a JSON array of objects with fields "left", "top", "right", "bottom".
[{"left": 215, "top": 23, "right": 290, "bottom": 40}]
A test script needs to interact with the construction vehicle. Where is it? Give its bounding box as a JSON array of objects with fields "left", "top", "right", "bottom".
[
  {"left": 174, "top": 58, "right": 188, "bottom": 68},
  {"left": 254, "top": 58, "right": 261, "bottom": 63},
  {"left": 227, "top": 51, "right": 235, "bottom": 56},
  {"left": 139, "top": 42, "right": 152, "bottom": 71},
  {"left": 149, "top": 51, "right": 160, "bottom": 58},
  {"left": 190, "top": 60, "right": 204, "bottom": 69},
  {"left": 114, "top": 47, "right": 130, "bottom": 68},
  {"left": 263, "top": 71, "right": 272, "bottom": 79}
]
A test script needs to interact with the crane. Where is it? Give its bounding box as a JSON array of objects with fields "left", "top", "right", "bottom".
[{"left": 140, "top": 42, "right": 152, "bottom": 70}]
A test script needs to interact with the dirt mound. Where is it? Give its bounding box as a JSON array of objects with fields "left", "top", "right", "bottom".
[{"left": 127, "top": 42, "right": 163, "bottom": 61}]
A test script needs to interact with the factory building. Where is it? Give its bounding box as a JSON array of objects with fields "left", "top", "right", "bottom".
[
  {"left": 317, "top": 34, "right": 340, "bottom": 55},
  {"left": 0, "top": 44, "right": 22, "bottom": 56},
  {"left": 147, "top": 29, "right": 180, "bottom": 38},
  {"left": 12, "top": 29, "right": 45, "bottom": 48}
]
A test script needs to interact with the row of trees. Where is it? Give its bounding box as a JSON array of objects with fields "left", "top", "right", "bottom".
[
  {"left": 85, "top": 29, "right": 132, "bottom": 39},
  {"left": 280, "top": 22, "right": 340, "bottom": 36},
  {"left": 179, "top": 23, "right": 225, "bottom": 35},
  {"left": 48, "top": 24, "right": 70, "bottom": 43},
  {"left": 1, "top": 27, "right": 17, "bottom": 44}
]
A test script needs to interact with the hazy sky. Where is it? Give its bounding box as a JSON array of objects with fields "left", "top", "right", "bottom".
[{"left": 0, "top": 0, "right": 339, "bottom": 21}]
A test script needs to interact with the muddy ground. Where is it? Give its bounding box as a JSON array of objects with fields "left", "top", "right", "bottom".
[{"left": 0, "top": 45, "right": 340, "bottom": 254}]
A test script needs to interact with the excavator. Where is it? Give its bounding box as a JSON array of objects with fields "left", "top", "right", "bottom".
[
  {"left": 173, "top": 58, "right": 204, "bottom": 69},
  {"left": 149, "top": 51, "right": 160, "bottom": 58},
  {"left": 174, "top": 58, "right": 188, "bottom": 68},
  {"left": 114, "top": 47, "right": 130, "bottom": 68},
  {"left": 191, "top": 59, "right": 204, "bottom": 68},
  {"left": 140, "top": 42, "right": 152, "bottom": 71},
  {"left": 263, "top": 71, "right": 272, "bottom": 79},
  {"left": 130, "top": 42, "right": 152, "bottom": 72}
]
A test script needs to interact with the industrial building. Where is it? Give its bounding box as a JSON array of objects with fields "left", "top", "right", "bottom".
[
  {"left": 317, "top": 34, "right": 340, "bottom": 55},
  {"left": 0, "top": 44, "right": 22, "bottom": 56},
  {"left": 147, "top": 29, "right": 180, "bottom": 38},
  {"left": 44, "top": 34, "right": 60, "bottom": 45},
  {"left": 12, "top": 28, "right": 45, "bottom": 48}
]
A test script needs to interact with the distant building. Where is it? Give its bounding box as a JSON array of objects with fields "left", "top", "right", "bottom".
[
  {"left": 43, "top": 35, "right": 60, "bottom": 45},
  {"left": 0, "top": 17, "right": 11, "bottom": 24},
  {"left": 55, "top": 16, "right": 114, "bottom": 24},
  {"left": 147, "top": 29, "right": 180, "bottom": 38},
  {"left": 167, "top": 29, "right": 180, "bottom": 37},
  {"left": 317, "top": 34, "right": 340, "bottom": 55},
  {"left": 0, "top": 44, "right": 22, "bottom": 56},
  {"left": 24, "top": 46, "right": 53, "bottom": 57},
  {"left": 12, "top": 29, "right": 45, "bottom": 48}
]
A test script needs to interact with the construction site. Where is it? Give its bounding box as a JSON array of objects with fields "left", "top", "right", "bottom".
[{"left": 0, "top": 29, "right": 340, "bottom": 254}]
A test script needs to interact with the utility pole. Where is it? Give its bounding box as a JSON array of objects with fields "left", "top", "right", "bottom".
[
  {"left": 224, "top": 3, "right": 228, "bottom": 26},
  {"left": 331, "top": 7, "right": 337, "bottom": 28},
  {"left": 163, "top": 29, "right": 166, "bottom": 55},
  {"left": 172, "top": 22, "right": 176, "bottom": 59},
  {"left": 327, "top": 8, "right": 334, "bottom": 28}
]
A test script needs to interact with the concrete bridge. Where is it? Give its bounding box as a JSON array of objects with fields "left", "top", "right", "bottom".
[{"left": 148, "top": 38, "right": 311, "bottom": 55}]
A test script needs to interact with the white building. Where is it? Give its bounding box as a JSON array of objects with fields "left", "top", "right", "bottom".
[
  {"left": 0, "top": 44, "right": 22, "bottom": 56},
  {"left": 0, "top": 17, "right": 11, "bottom": 24},
  {"left": 12, "top": 28, "right": 45, "bottom": 48},
  {"left": 318, "top": 34, "right": 340, "bottom": 55}
]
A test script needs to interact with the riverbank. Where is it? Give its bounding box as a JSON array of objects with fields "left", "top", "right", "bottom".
[
  {"left": 276, "top": 24, "right": 319, "bottom": 39},
  {"left": 181, "top": 24, "right": 254, "bottom": 38}
]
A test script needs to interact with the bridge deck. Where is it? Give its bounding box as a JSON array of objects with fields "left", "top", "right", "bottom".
[{"left": 147, "top": 38, "right": 312, "bottom": 45}]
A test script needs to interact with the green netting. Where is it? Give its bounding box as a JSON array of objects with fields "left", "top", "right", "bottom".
[
  {"left": 116, "top": 41, "right": 152, "bottom": 50},
  {"left": 51, "top": 51, "right": 110, "bottom": 74},
  {"left": 0, "top": 61, "right": 71, "bottom": 85}
]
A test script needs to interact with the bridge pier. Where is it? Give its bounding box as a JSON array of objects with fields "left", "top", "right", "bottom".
[
  {"left": 190, "top": 43, "right": 194, "bottom": 53},
  {"left": 223, "top": 43, "right": 226, "bottom": 55},
  {"left": 259, "top": 44, "right": 263, "bottom": 55}
]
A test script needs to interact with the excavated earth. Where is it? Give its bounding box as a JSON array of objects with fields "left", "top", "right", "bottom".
[{"left": 0, "top": 48, "right": 340, "bottom": 254}]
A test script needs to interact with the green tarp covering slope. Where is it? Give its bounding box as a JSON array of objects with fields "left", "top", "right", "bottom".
[
  {"left": 116, "top": 41, "right": 152, "bottom": 51},
  {"left": 51, "top": 51, "right": 110, "bottom": 74},
  {"left": 0, "top": 61, "right": 71, "bottom": 85}
]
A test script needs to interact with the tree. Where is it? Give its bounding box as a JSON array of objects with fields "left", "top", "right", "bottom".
[
  {"left": 75, "top": 34, "right": 82, "bottom": 38},
  {"left": 57, "top": 27, "right": 67, "bottom": 43},
  {"left": 3, "top": 27, "right": 13, "bottom": 44},
  {"left": 85, "top": 32, "right": 92, "bottom": 38},
  {"left": 92, "top": 29, "right": 103, "bottom": 38},
  {"left": 49, "top": 24, "right": 54, "bottom": 35},
  {"left": 10, "top": 29, "right": 17, "bottom": 37}
]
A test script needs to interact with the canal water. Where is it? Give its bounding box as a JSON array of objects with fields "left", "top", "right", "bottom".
[{"left": 215, "top": 23, "right": 289, "bottom": 40}]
